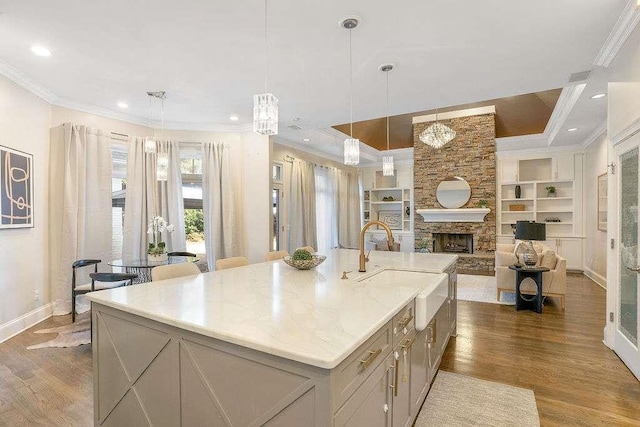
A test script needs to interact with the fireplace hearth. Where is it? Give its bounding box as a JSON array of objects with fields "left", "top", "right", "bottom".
[{"left": 433, "top": 233, "right": 473, "bottom": 254}]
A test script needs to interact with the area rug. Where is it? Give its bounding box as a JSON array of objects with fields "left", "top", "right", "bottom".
[
  {"left": 415, "top": 371, "right": 540, "bottom": 427},
  {"left": 27, "top": 313, "right": 91, "bottom": 349},
  {"left": 457, "top": 274, "right": 515, "bottom": 305}
]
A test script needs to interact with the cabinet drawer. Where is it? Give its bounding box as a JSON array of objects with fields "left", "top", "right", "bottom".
[
  {"left": 392, "top": 300, "right": 415, "bottom": 346},
  {"left": 332, "top": 320, "right": 392, "bottom": 411}
]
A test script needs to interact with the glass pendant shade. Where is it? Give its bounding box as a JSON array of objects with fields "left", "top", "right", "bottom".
[
  {"left": 344, "top": 138, "right": 360, "bottom": 166},
  {"left": 383, "top": 156, "right": 394, "bottom": 176},
  {"left": 419, "top": 122, "right": 456, "bottom": 149},
  {"left": 145, "top": 138, "right": 157, "bottom": 153},
  {"left": 156, "top": 153, "right": 168, "bottom": 181},
  {"left": 253, "top": 93, "right": 279, "bottom": 135}
]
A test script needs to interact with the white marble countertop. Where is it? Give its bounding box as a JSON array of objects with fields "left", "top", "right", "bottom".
[{"left": 87, "top": 249, "right": 456, "bottom": 369}]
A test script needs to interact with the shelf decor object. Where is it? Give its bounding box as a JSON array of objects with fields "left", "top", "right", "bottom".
[
  {"left": 381, "top": 64, "right": 394, "bottom": 176},
  {"left": 378, "top": 210, "right": 402, "bottom": 229},
  {"left": 0, "top": 145, "right": 33, "bottom": 229},
  {"left": 253, "top": 0, "right": 278, "bottom": 136},
  {"left": 342, "top": 18, "right": 360, "bottom": 165},
  {"left": 509, "top": 204, "right": 525, "bottom": 211},
  {"left": 515, "top": 185, "right": 521, "bottom": 199},
  {"left": 514, "top": 221, "right": 546, "bottom": 266},
  {"left": 419, "top": 109, "right": 456, "bottom": 149}
]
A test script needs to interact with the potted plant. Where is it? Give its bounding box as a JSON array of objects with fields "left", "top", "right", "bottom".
[
  {"left": 147, "top": 216, "right": 175, "bottom": 262},
  {"left": 478, "top": 199, "right": 489, "bottom": 208},
  {"left": 545, "top": 186, "right": 556, "bottom": 197},
  {"left": 418, "top": 238, "right": 431, "bottom": 253}
]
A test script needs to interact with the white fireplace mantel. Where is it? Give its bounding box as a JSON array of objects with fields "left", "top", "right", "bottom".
[{"left": 416, "top": 208, "right": 490, "bottom": 223}]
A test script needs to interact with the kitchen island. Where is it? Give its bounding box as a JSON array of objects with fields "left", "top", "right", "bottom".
[{"left": 87, "top": 249, "right": 457, "bottom": 426}]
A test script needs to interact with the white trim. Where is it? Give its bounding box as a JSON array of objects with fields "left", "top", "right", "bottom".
[
  {"left": 495, "top": 143, "right": 583, "bottom": 158},
  {"left": 594, "top": 0, "right": 640, "bottom": 67},
  {"left": 610, "top": 116, "right": 640, "bottom": 146},
  {"left": 581, "top": 120, "right": 608, "bottom": 149},
  {"left": 0, "top": 303, "right": 53, "bottom": 344},
  {"left": 412, "top": 106, "right": 496, "bottom": 125},
  {"left": 272, "top": 136, "right": 345, "bottom": 164},
  {"left": 583, "top": 267, "right": 607, "bottom": 289},
  {"left": 416, "top": 208, "right": 490, "bottom": 223},
  {"left": 0, "top": 59, "right": 57, "bottom": 103},
  {"left": 546, "top": 84, "right": 587, "bottom": 145}
]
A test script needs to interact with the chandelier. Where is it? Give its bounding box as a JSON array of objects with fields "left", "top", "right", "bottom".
[
  {"left": 342, "top": 17, "right": 360, "bottom": 166},
  {"left": 381, "top": 64, "right": 394, "bottom": 176},
  {"left": 253, "top": 0, "right": 278, "bottom": 135},
  {"left": 419, "top": 110, "right": 456, "bottom": 149}
]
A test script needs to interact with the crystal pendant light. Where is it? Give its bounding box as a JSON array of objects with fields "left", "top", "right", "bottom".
[
  {"left": 144, "top": 137, "right": 156, "bottom": 154},
  {"left": 253, "top": 0, "right": 278, "bottom": 135},
  {"left": 381, "top": 64, "right": 394, "bottom": 176},
  {"left": 419, "top": 109, "right": 456, "bottom": 149},
  {"left": 342, "top": 18, "right": 359, "bottom": 166},
  {"left": 156, "top": 153, "right": 168, "bottom": 181}
]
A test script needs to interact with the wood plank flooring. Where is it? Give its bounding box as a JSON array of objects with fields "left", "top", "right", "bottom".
[
  {"left": 0, "top": 274, "right": 637, "bottom": 426},
  {"left": 441, "top": 274, "right": 640, "bottom": 426}
]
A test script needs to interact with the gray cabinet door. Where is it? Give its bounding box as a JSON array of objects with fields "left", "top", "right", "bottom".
[
  {"left": 334, "top": 353, "right": 393, "bottom": 427},
  {"left": 392, "top": 340, "right": 413, "bottom": 427},
  {"left": 409, "top": 328, "right": 429, "bottom": 418}
]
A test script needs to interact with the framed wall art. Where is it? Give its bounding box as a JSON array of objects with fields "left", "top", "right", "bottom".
[
  {"left": 378, "top": 210, "right": 402, "bottom": 230},
  {"left": 1, "top": 145, "right": 34, "bottom": 229},
  {"left": 597, "top": 172, "right": 607, "bottom": 232}
]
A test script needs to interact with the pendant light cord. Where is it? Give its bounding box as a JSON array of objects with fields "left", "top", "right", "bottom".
[
  {"left": 264, "top": 0, "right": 268, "bottom": 93},
  {"left": 386, "top": 70, "right": 390, "bottom": 151},
  {"left": 349, "top": 28, "right": 353, "bottom": 138},
  {"left": 161, "top": 97, "right": 164, "bottom": 138}
]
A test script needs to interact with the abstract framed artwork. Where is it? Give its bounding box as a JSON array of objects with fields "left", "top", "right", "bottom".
[
  {"left": 378, "top": 210, "right": 402, "bottom": 230},
  {"left": 597, "top": 173, "right": 607, "bottom": 231},
  {"left": 1, "top": 145, "right": 34, "bottom": 229}
]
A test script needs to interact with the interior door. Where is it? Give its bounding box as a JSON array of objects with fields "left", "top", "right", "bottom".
[{"left": 614, "top": 139, "right": 640, "bottom": 379}]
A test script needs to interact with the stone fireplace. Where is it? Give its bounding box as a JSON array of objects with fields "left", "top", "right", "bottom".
[{"left": 433, "top": 233, "right": 473, "bottom": 254}]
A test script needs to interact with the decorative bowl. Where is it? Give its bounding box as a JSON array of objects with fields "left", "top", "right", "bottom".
[{"left": 283, "top": 255, "right": 327, "bottom": 270}]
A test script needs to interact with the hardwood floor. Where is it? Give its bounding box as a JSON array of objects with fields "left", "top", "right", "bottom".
[
  {"left": 441, "top": 274, "right": 640, "bottom": 426},
  {"left": 0, "top": 274, "right": 638, "bottom": 426}
]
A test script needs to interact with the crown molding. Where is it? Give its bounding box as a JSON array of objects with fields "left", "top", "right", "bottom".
[
  {"left": 610, "top": 116, "right": 640, "bottom": 146},
  {"left": 272, "top": 136, "right": 346, "bottom": 164},
  {"left": 412, "top": 106, "right": 495, "bottom": 124},
  {"left": 594, "top": 0, "right": 640, "bottom": 67},
  {"left": 0, "top": 59, "right": 57, "bottom": 103},
  {"left": 545, "top": 84, "right": 586, "bottom": 145},
  {"left": 495, "top": 143, "right": 585, "bottom": 158},
  {"left": 581, "top": 120, "right": 608, "bottom": 149}
]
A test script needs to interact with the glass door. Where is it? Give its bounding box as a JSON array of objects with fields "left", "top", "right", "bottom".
[{"left": 615, "top": 141, "right": 640, "bottom": 379}]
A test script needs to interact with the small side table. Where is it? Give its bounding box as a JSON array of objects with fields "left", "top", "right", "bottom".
[{"left": 508, "top": 265, "right": 550, "bottom": 314}]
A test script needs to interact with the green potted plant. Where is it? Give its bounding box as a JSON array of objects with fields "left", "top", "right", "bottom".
[
  {"left": 545, "top": 186, "right": 556, "bottom": 197},
  {"left": 478, "top": 199, "right": 489, "bottom": 208},
  {"left": 418, "top": 238, "right": 430, "bottom": 253}
]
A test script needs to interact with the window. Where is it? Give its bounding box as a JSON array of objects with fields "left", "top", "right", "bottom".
[{"left": 180, "top": 146, "right": 205, "bottom": 256}]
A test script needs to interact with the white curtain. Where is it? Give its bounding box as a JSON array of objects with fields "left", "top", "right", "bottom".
[
  {"left": 288, "top": 160, "right": 317, "bottom": 252},
  {"left": 49, "top": 124, "right": 113, "bottom": 315},
  {"left": 337, "top": 170, "right": 362, "bottom": 249},
  {"left": 314, "top": 166, "right": 338, "bottom": 253},
  {"left": 202, "top": 142, "right": 240, "bottom": 270},
  {"left": 158, "top": 140, "right": 186, "bottom": 252},
  {"left": 123, "top": 137, "right": 158, "bottom": 260}
]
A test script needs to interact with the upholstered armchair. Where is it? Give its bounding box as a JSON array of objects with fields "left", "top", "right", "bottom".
[{"left": 494, "top": 242, "right": 567, "bottom": 309}]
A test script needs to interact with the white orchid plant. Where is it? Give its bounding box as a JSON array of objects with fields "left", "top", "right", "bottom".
[{"left": 147, "top": 216, "right": 175, "bottom": 255}]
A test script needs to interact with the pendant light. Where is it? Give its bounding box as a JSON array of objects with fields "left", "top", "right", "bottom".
[
  {"left": 253, "top": 0, "right": 278, "bottom": 135},
  {"left": 342, "top": 18, "right": 359, "bottom": 166},
  {"left": 147, "top": 91, "right": 168, "bottom": 181},
  {"left": 380, "top": 64, "right": 394, "bottom": 176},
  {"left": 419, "top": 108, "right": 456, "bottom": 149}
]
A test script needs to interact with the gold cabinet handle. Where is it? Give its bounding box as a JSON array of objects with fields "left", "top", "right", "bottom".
[
  {"left": 359, "top": 348, "right": 382, "bottom": 371},
  {"left": 393, "top": 351, "right": 399, "bottom": 397},
  {"left": 401, "top": 337, "right": 416, "bottom": 349},
  {"left": 397, "top": 314, "right": 414, "bottom": 330}
]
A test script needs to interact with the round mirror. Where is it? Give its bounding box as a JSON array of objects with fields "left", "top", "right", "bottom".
[{"left": 436, "top": 177, "right": 471, "bottom": 208}]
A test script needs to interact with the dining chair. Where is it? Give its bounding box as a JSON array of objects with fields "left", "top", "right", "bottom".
[
  {"left": 167, "top": 251, "right": 197, "bottom": 264},
  {"left": 215, "top": 256, "right": 250, "bottom": 270},
  {"left": 265, "top": 250, "right": 289, "bottom": 261},
  {"left": 295, "top": 246, "right": 316, "bottom": 253},
  {"left": 151, "top": 262, "right": 201, "bottom": 281}
]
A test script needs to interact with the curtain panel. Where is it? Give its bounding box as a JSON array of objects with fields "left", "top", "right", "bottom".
[
  {"left": 337, "top": 170, "right": 361, "bottom": 249},
  {"left": 202, "top": 142, "right": 240, "bottom": 270},
  {"left": 158, "top": 140, "right": 186, "bottom": 252},
  {"left": 288, "top": 160, "right": 317, "bottom": 252},
  {"left": 49, "top": 124, "right": 113, "bottom": 315},
  {"left": 314, "top": 166, "right": 338, "bottom": 253}
]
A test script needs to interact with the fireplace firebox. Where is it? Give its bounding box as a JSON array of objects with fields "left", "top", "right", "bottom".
[{"left": 433, "top": 233, "right": 473, "bottom": 254}]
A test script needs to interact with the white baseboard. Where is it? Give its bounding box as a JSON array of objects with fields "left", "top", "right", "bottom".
[
  {"left": 584, "top": 267, "right": 607, "bottom": 289},
  {"left": 0, "top": 303, "right": 53, "bottom": 344}
]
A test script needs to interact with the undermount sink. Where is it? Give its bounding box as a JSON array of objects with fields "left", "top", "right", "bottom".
[{"left": 357, "top": 269, "right": 449, "bottom": 331}]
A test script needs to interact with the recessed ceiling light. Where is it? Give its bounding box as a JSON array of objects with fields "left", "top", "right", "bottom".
[
  {"left": 229, "top": 115, "right": 239, "bottom": 121},
  {"left": 568, "top": 128, "right": 578, "bottom": 132},
  {"left": 590, "top": 93, "right": 606, "bottom": 99},
  {"left": 117, "top": 102, "right": 129, "bottom": 109},
  {"left": 303, "top": 138, "right": 310, "bottom": 142},
  {"left": 30, "top": 45, "right": 51, "bottom": 57}
]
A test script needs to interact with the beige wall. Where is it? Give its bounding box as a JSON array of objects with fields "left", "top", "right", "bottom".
[
  {"left": 51, "top": 106, "right": 152, "bottom": 136},
  {"left": 0, "top": 75, "right": 52, "bottom": 340},
  {"left": 584, "top": 133, "right": 608, "bottom": 287}
]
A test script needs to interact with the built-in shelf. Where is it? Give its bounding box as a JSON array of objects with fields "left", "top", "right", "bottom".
[
  {"left": 501, "top": 210, "right": 534, "bottom": 213},
  {"left": 502, "top": 198, "right": 534, "bottom": 202}
]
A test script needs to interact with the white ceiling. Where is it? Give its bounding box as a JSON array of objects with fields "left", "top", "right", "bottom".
[{"left": 0, "top": 0, "right": 634, "bottom": 160}]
